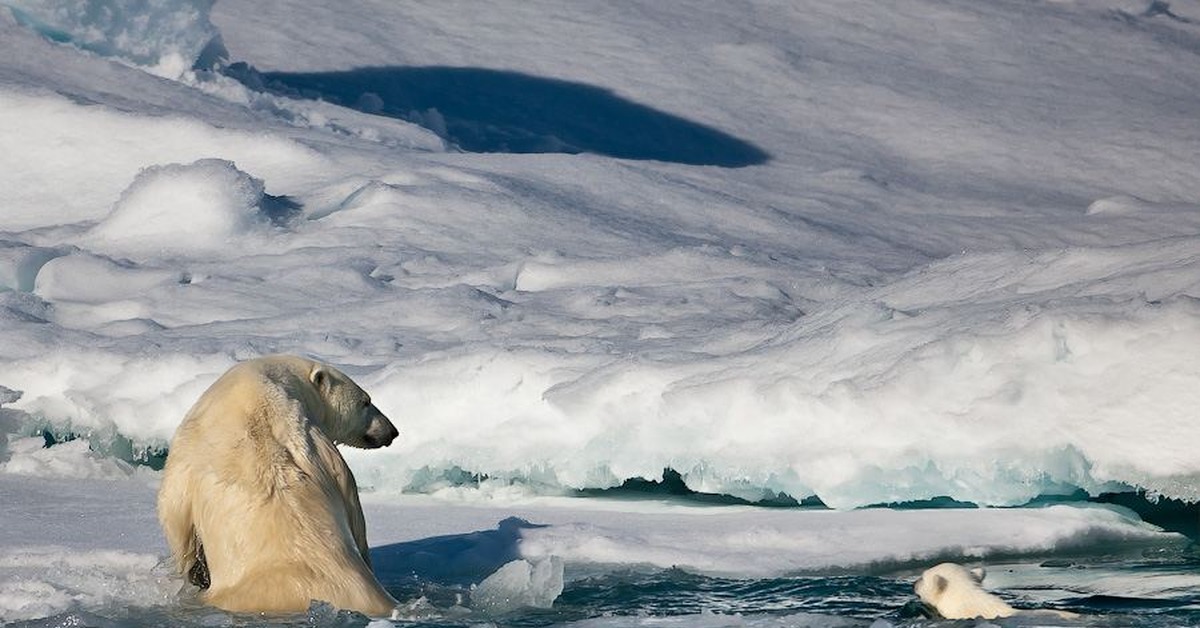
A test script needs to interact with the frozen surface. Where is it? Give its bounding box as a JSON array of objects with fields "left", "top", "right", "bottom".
[
  {"left": 361, "top": 495, "right": 1180, "bottom": 580},
  {"left": 1, "top": 1, "right": 1200, "bottom": 622}
]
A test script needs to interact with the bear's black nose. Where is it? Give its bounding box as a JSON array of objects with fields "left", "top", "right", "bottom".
[
  {"left": 378, "top": 423, "right": 399, "bottom": 447},
  {"left": 365, "top": 418, "right": 399, "bottom": 448}
]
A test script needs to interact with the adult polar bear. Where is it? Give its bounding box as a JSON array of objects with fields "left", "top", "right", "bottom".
[{"left": 157, "top": 355, "right": 400, "bottom": 616}]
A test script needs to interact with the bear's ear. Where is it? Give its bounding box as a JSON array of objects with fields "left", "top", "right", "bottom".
[
  {"left": 934, "top": 575, "right": 948, "bottom": 594},
  {"left": 310, "top": 366, "right": 331, "bottom": 393},
  {"left": 970, "top": 567, "right": 986, "bottom": 584}
]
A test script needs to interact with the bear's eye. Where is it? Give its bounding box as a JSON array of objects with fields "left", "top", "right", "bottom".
[{"left": 361, "top": 399, "right": 371, "bottom": 409}]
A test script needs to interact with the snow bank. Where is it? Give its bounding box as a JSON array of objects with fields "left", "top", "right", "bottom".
[
  {"left": 82, "top": 158, "right": 269, "bottom": 258},
  {"left": 340, "top": 274, "right": 1200, "bottom": 508},
  {"left": 5, "top": 352, "right": 233, "bottom": 452},
  {"left": 1, "top": 0, "right": 219, "bottom": 78},
  {"left": 6, "top": 242, "right": 1199, "bottom": 507}
]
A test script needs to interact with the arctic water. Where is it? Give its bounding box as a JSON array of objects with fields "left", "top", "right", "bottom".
[{"left": 10, "top": 512, "right": 1200, "bottom": 628}]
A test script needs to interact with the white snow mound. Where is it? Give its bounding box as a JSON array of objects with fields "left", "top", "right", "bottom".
[{"left": 83, "top": 158, "right": 268, "bottom": 258}]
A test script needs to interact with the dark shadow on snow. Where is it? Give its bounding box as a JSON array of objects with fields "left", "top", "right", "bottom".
[
  {"left": 369, "top": 516, "right": 545, "bottom": 593},
  {"left": 227, "top": 64, "right": 770, "bottom": 167},
  {"left": 259, "top": 193, "right": 302, "bottom": 226}
]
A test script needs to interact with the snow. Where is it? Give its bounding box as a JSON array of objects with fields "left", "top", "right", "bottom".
[
  {"left": 82, "top": 158, "right": 269, "bottom": 258},
  {"left": 1, "top": 0, "right": 1199, "bottom": 622}
]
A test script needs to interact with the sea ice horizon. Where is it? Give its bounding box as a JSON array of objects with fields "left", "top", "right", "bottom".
[{"left": 1, "top": 0, "right": 1199, "bottom": 624}]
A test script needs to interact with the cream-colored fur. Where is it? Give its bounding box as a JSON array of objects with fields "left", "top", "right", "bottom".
[
  {"left": 914, "top": 562, "right": 1078, "bottom": 621},
  {"left": 915, "top": 563, "right": 1015, "bottom": 620},
  {"left": 157, "top": 355, "right": 400, "bottom": 616}
]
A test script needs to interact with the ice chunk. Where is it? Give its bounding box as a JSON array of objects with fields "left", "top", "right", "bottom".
[
  {"left": 471, "top": 556, "right": 564, "bottom": 614},
  {"left": 0, "top": 242, "right": 64, "bottom": 293},
  {"left": 0, "top": 437, "right": 135, "bottom": 480},
  {"left": 33, "top": 252, "right": 179, "bottom": 304},
  {"left": 0, "top": 547, "right": 170, "bottom": 622},
  {"left": 1, "top": 0, "right": 220, "bottom": 78},
  {"left": 0, "top": 386, "right": 20, "bottom": 406}
]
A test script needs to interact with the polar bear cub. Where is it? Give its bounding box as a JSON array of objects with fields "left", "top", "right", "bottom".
[
  {"left": 914, "top": 562, "right": 1077, "bottom": 620},
  {"left": 914, "top": 562, "right": 1016, "bottom": 619},
  {"left": 157, "top": 355, "right": 400, "bottom": 616}
]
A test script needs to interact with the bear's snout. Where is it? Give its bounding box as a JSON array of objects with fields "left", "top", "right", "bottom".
[{"left": 364, "top": 410, "right": 399, "bottom": 448}]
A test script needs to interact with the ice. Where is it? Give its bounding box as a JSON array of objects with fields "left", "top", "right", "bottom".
[
  {"left": 0, "top": 540, "right": 171, "bottom": 622},
  {"left": 0, "top": 547, "right": 173, "bottom": 622},
  {"left": 472, "top": 556, "right": 565, "bottom": 613},
  {"left": 34, "top": 252, "right": 181, "bottom": 305},
  {"left": 504, "top": 503, "right": 1175, "bottom": 578},
  {"left": 0, "top": 437, "right": 138, "bottom": 480},
  {"left": 0, "top": 386, "right": 19, "bottom": 406},
  {"left": 1, "top": 0, "right": 220, "bottom": 78},
  {"left": 561, "top": 611, "right": 866, "bottom": 628},
  {"left": 0, "top": 241, "right": 63, "bottom": 293}
]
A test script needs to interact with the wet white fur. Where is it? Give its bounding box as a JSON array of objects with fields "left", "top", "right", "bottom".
[
  {"left": 914, "top": 562, "right": 1078, "bottom": 621},
  {"left": 157, "top": 355, "right": 399, "bottom": 615}
]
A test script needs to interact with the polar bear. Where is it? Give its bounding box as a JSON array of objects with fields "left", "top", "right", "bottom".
[
  {"left": 914, "top": 562, "right": 1078, "bottom": 620},
  {"left": 157, "top": 355, "right": 400, "bottom": 616},
  {"left": 914, "top": 562, "right": 1015, "bottom": 619}
]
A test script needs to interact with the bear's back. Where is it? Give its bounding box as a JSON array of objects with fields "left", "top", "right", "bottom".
[{"left": 157, "top": 355, "right": 397, "bottom": 616}]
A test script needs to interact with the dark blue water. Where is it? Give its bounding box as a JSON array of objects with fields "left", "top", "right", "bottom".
[{"left": 13, "top": 553, "right": 1200, "bottom": 628}]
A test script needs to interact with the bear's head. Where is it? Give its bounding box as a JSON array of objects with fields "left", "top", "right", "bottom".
[
  {"left": 913, "top": 562, "right": 994, "bottom": 617},
  {"left": 309, "top": 364, "right": 399, "bottom": 449}
]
